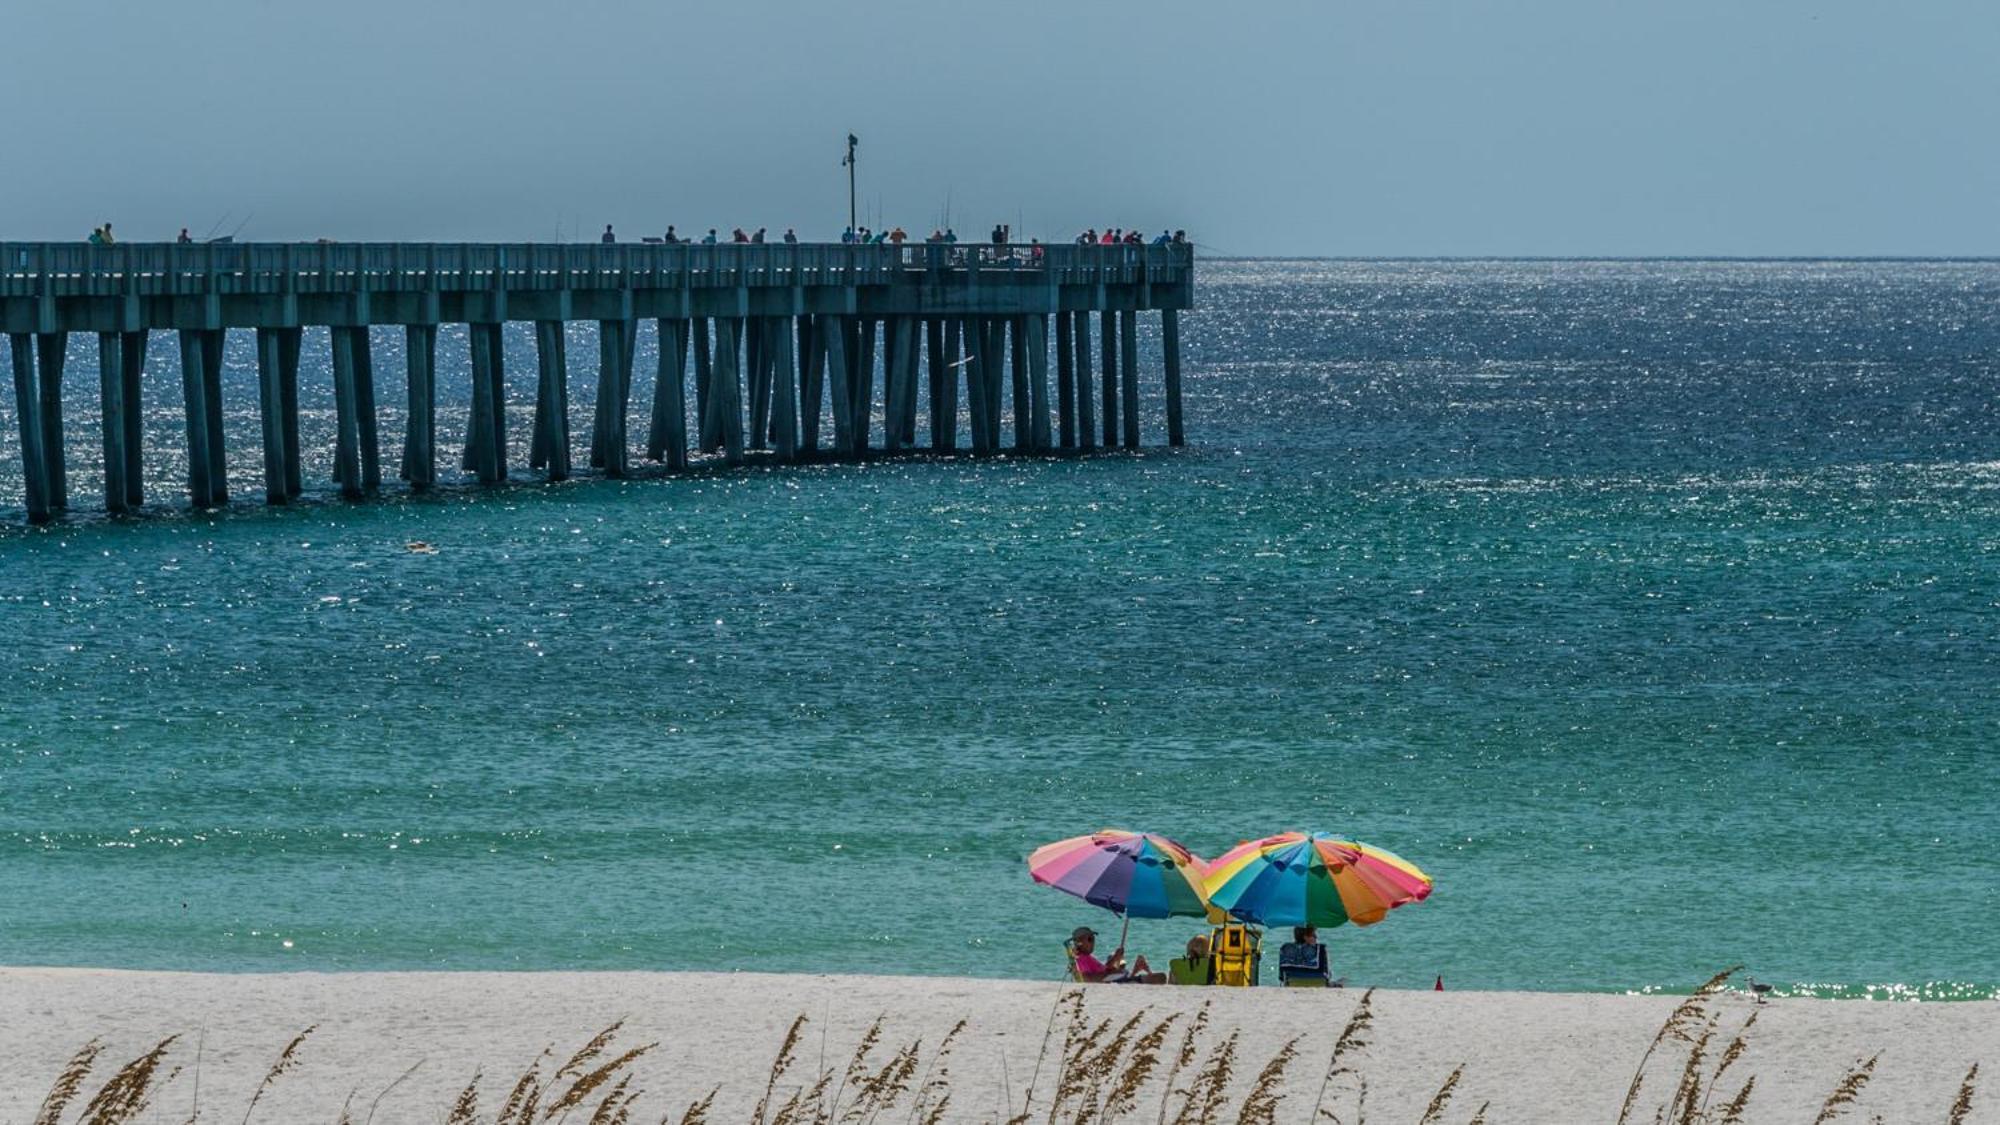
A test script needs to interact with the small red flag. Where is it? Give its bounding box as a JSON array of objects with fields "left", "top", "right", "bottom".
[{"left": 1434, "top": 975, "right": 1444, "bottom": 991}]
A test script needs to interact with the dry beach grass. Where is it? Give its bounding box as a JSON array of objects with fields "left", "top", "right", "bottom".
[{"left": 4, "top": 968, "right": 1992, "bottom": 1125}]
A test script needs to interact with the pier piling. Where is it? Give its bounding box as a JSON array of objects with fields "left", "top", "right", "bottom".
[
  {"left": 120, "top": 330, "right": 147, "bottom": 506},
  {"left": 1099, "top": 310, "right": 1117, "bottom": 449},
  {"left": 1028, "top": 314, "right": 1051, "bottom": 451},
  {"left": 37, "top": 333, "right": 69, "bottom": 510},
  {"left": 96, "top": 332, "right": 129, "bottom": 513},
  {"left": 648, "top": 318, "right": 689, "bottom": 469},
  {"left": 1074, "top": 311, "right": 1095, "bottom": 452},
  {"left": 176, "top": 329, "right": 215, "bottom": 507},
  {"left": 1120, "top": 309, "right": 1140, "bottom": 450},
  {"left": 404, "top": 323, "right": 439, "bottom": 489},
  {"left": 770, "top": 316, "right": 799, "bottom": 459},
  {"left": 10, "top": 335, "right": 50, "bottom": 523},
  {"left": 255, "top": 327, "right": 287, "bottom": 502},
  {"left": 2, "top": 241, "right": 1191, "bottom": 520},
  {"left": 939, "top": 317, "right": 961, "bottom": 451},
  {"left": 1055, "top": 312, "right": 1075, "bottom": 449},
  {"left": 330, "top": 326, "right": 364, "bottom": 498}
]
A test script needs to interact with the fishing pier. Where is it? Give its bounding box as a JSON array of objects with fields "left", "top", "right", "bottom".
[{"left": 2, "top": 241, "right": 1193, "bottom": 523}]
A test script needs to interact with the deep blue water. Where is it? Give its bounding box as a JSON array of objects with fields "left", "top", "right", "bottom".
[{"left": 2, "top": 260, "right": 1996, "bottom": 997}]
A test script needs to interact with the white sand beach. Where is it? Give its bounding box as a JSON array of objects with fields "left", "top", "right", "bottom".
[{"left": 1, "top": 968, "right": 1991, "bottom": 1123}]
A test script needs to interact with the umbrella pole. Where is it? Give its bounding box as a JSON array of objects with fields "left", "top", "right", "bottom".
[{"left": 1118, "top": 913, "right": 1130, "bottom": 954}]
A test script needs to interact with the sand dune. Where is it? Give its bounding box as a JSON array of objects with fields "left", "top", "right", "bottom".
[{"left": 1, "top": 968, "right": 1991, "bottom": 1123}]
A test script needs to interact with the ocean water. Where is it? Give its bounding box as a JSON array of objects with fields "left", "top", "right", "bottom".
[{"left": 2, "top": 260, "right": 1996, "bottom": 998}]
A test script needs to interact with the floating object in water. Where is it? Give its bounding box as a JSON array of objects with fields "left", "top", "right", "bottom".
[{"left": 405, "top": 540, "right": 438, "bottom": 554}]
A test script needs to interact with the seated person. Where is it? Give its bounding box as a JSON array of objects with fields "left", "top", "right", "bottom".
[
  {"left": 1277, "top": 926, "right": 1340, "bottom": 986},
  {"left": 1069, "top": 926, "right": 1165, "bottom": 984},
  {"left": 1168, "top": 934, "right": 1215, "bottom": 985}
]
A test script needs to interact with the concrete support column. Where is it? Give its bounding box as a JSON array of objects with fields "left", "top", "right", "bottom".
[
  {"left": 851, "top": 317, "right": 876, "bottom": 451},
  {"left": 466, "top": 323, "right": 504, "bottom": 484},
  {"left": 965, "top": 317, "right": 991, "bottom": 454},
  {"left": 176, "top": 329, "right": 216, "bottom": 508},
  {"left": 1009, "top": 316, "right": 1031, "bottom": 450},
  {"left": 747, "top": 317, "right": 770, "bottom": 451},
  {"left": 1162, "top": 308, "right": 1184, "bottom": 447},
  {"left": 277, "top": 327, "right": 302, "bottom": 498},
  {"left": 352, "top": 328, "right": 380, "bottom": 490},
  {"left": 1120, "top": 308, "right": 1140, "bottom": 450},
  {"left": 800, "top": 315, "right": 825, "bottom": 453},
  {"left": 825, "top": 314, "right": 854, "bottom": 455},
  {"left": 694, "top": 319, "right": 718, "bottom": 454},
  {"left": 1073, "top": 311, "right": 1095, "bottom": 451},
  {"left": 939, "top": 318, "right": 961, "bottom": 450},
  {"left": 593, "top": 318, "right": 634, "bottom": 477},
  {"left": 1027, "top": 314, "right": 1052, "bottom": 451},
  {"left": 894, "top": 316, "right": 920, "bottom": 448},
  {"left": 37, "top": 332, "right": 69, "bottom": 510},
  {"left": 984, "top": 318, "right": 1007, "bottom": 452},
  {"left": 1055, "top": 311, "right": 1076, "bottom": 449},
  {"left": 880, "top": 316, "right": 902, "bottom": 450},
  {"left": 199, "top": 329, "right": 228, "bottom": 502},
  {"left": 119, "top": 330, "right": 147, "bottom": 507},
  {"left": 925, "top": 318, "right": 947, "bottom": 452},
  {"left": 770, "top": 316, "right": 799, "bottom": 460},
  {"left": 9, "top": 334, "right": 51, "bottom": 523},
  {"left": 1100, "top": 309, "right": 1118, "bottom": 448},
  {"left": 329, "top": 327, "right": 364, "bottom": 499},
  {"left": 532, "top": 320, "right": 570, "bottom": 480},
  {"left": 254, "top": 327, "right": 288, "bottom": 503},
  {"left": 648, "top": 318, "right": 689, "bottom": 469},
  {"left": 714, "top": 317, "right": 745, "bottom": 465},
  {"left": 402, "top": 323, "right": 439, "bottom": 490},
  {"left": 96, "top": 332, "right": 130, "bottom": 513}
]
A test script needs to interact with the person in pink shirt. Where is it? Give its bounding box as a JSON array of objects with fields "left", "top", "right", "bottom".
[{"left": 1068, "top": 926, "right": 1165, "bottom": 984}]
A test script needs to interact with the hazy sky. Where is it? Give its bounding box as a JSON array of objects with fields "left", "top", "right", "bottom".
[{"left": 5, "top": 0, "right": 1996, "bottom": 256}]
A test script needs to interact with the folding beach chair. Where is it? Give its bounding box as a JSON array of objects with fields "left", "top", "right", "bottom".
[{"left": 1278, "top": 941, "right": 1332, "bottom": 987}]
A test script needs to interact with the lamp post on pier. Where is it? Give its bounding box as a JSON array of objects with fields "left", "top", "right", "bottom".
[{"left": 842, "top": 133, "right": 859, "bottom": 235}]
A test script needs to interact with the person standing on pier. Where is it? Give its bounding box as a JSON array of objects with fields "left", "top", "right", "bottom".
[
  {"left": 177, "top": 228, "right": 193, "bottom": 244},
  {"left": 101, "top": 223, "right": 117, "bottom": 244},
  {"left": 783, "top": 228, "right": 798, "bottom": 244},
  {"left": 665, "top": 225, "right": 679, "bottom": 243},
  {"left": 601, "top": 224, "right": 616, "bottom": 243},
  {"left": 702, "top": 229, "right": 718, "bottom": 244},
  {"left": 752, "top": 227, "right": 766, "bottom": 243},
  {"left": 841, "top": 226, "right": 856, "bottom": 244}
]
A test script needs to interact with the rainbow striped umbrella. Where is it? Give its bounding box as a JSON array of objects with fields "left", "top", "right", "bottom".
[
  {"left": 1027, "top": 830, "right": 1211, "bottom": 919},
  {"left": 1203, "top": 832, "right": 1433, "bottom": 928}
]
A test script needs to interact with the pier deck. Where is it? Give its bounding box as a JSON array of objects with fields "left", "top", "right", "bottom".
[{"left": 2, "top": 242, "right": 1192, "bottom": 523}]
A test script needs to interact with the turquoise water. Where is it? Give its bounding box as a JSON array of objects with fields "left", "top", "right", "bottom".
[{"left": 2, "top": 260, "right": 1996, "bottom": 997}]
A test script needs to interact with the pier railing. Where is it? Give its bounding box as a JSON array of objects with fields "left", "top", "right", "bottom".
[{"left": 0, "top": 241, "right": 1192, "bottom": 298}]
